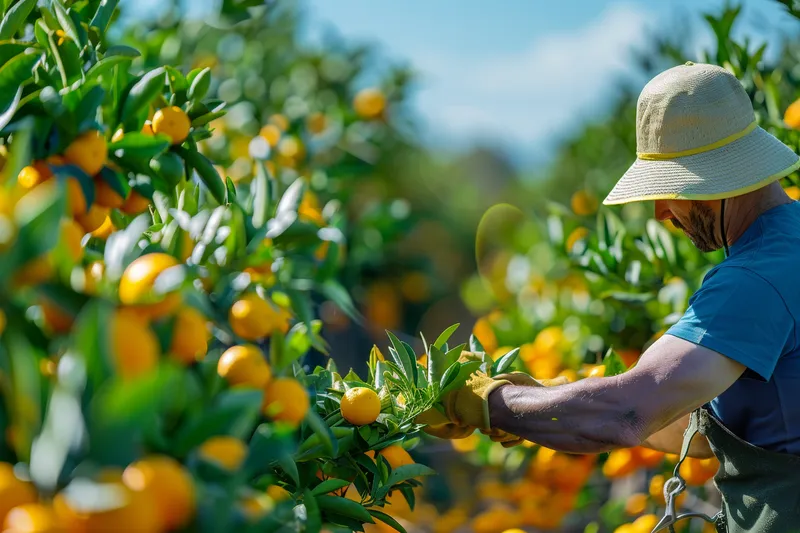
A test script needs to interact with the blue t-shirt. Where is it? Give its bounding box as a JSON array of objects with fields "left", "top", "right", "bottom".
[{"left": 667, "top": 201, "right": 800, "bottom": 455}]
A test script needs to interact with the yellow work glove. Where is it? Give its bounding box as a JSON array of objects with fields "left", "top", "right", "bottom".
[
  {"left": 442, "top": 371, "right": 511, "bottom": 430},
  {"left": 479, "top": 372, "right": 569, "bottom": 448}
]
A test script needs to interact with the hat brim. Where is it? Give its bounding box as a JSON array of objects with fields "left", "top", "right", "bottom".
[{"left": 603, "top": 126, "right": 800, "bottom": 205}]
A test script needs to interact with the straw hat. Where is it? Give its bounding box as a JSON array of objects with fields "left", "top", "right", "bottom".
[{"left": 603, "top": 62, "right": 800, "bottom": 205}]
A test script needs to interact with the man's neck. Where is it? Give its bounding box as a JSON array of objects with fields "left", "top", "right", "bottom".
[{"left": 725, "top": 183, "right": 792, "bottom": 246}]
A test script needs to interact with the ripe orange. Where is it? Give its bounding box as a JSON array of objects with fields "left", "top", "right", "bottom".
[
  {"left": 119, "top": 253, "right": 182, "bottom": 319},
  {"left": 120, "top": 191, "right": 151, "bottom": 215},
  {"left": 40, "top": 299, "right": 73, "bottom": 334},
  {"left": 152, "top": 106, "right": 191, "bottom": 145},
  {"left": 472, "top": 317, "right": 498, "bottom": 354},
  {"left": 90, "top": 216, "right": 115, "bottom": 240},
  {"left": 785, "top": 98, "right": 800, "bottom": 129},
  {"left": 94, "top": 180, "right": 125, "bottom": 209},
  {"left": 3, "top": 502, "right": 60, "bottom": 533},
  {"left": 649, "top": 474, "right": 687, "bottom": 507},
  {"left": 17, "top": 164, "right": 50, "bottom": 190},
  {"left": 228, "top": 292, "right": 289, "bottom": 340},
  {"left": 340, "top": 387, "right": 381, "bottom": 426},
  {"left": 217, "top": 345, "right": 271, "bottom": 388},
  {"left": 268, "top": 114, "right": 289, "bottom": 131},
  {"left": 66, "top": 177, "right": 87, "bottom": 216},
  {"left": 141, "top": 122, "right": 155, "bottom": 136},
  {"left": 259, "top": 124, "right": 281, "bottom": 147},
  {"left": 60, "top": 218, "right": 84, "bottom": 262},
  {"left": 266, "top": 485, "right": 291, "bottom": 502},
  {"left": 64, "top": 130, "right": 107, "bottom": 176},
  {"left": 277, "top": 136, "right": 305, "bottom": 163},
  {"left": 570, "top": 189, "right": 598, "bottom": 216},
  {"left": 632, "top": 446, "right": 664, "bottom": 468},
  {"left": 170, "top": 307, "right": 209, "bottom": 364},
  {"left": 353, "top": 88, "right": 386, "bottom": 119},
  {"left": 679, "top": 456, "right": 719, "bottom": 486},
  {"left": 377, "top": 445, "right": 413, "bottom": 470},
  {"left": 76, "top": 203, "right": 109, "bottom": 233},
  {"left": 632, "top": 514, "right": 659, "bottom": 532},
  {"left": 602, "top": 448, "right": 637, "bottom": 479},
  {"left": 240, "top": 494, "right": 275, "bottom": 521},
  {"left": 54, "top": 482, "right": 160, "bottom": 533},
  {"left": 306, "top": 112, "right": 327, "bottom": 134},
  {"left": 110, "top": 309, "right": 159, "bottom": 380},
  {"left": 197, "top": 436, "right": 248, "bottom": 471},
  {"left": 263, "top": 377, "right": 309, "bottom": 425},
  {"left": 123, "top": 455, "right": 195, "bottom": 530},
  {"left": 0, "top": 463, "right": 37, "bottom": 525},
  {"left": 624, "top": 492, "right": 648, "bottom": 516}
]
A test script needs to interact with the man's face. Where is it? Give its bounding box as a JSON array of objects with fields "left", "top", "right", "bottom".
[{"left": 655, "top": 199, "right": 720, "bottom": 252}]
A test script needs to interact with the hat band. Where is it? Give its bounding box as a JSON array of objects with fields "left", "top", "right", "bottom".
[{"left": 637, "top": 120, "right": 757, "bottom": 161}]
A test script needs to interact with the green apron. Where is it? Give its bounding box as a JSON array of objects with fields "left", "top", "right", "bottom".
[{"left": 652, "top": 408, "right": 800, "bottom": 533}]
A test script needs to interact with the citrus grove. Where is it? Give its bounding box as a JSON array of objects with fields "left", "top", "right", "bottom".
[{"left": 3, "top": 1, "right": 800, "bottom": 533}]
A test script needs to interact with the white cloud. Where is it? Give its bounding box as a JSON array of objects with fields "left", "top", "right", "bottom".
[{"left": 411, "top": 3, "right": 653, "bottom": 153}]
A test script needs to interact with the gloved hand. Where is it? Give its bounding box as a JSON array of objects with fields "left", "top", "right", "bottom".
[{"left": 478, "top": 372, "right": 569, "bottom": 448}]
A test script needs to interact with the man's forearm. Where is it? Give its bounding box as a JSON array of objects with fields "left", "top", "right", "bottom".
[{"left": 488, "top": 376, "right": 649, "bottom": 454}]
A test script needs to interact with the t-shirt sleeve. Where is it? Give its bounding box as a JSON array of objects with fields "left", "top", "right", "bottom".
[{"left": 666, "top": 266, "right": 795, "bottom": 381}]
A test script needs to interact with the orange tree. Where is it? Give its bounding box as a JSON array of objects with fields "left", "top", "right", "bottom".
[{"left": 0, "top": 1, "right": 517, "bottom": 532}]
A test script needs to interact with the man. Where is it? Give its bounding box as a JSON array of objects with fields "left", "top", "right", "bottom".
[{"left": 436, "top": 63, "right": 800, "bottom": 532}]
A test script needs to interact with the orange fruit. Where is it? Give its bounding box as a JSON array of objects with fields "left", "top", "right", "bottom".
[
  {"left": 141, "top": 122, "right": 155, "bottom": 136},
  {"left": 263, "top": 377, "right": 309, "bottom": 425},
  {"left": 64, "top": 130, "right": 107, "bottom": 176},
  {"left": 197, "top": 436, "right": 248, "bottom": 471},
  {"left": 649, "top": 474, "right": 687, "bottom": 507},
  {"left": 120, "top": 191, "right": 151, "bottom": 215},
  {"left": 170, "top": 307, "right": 209, "bottom": 364},
  {"left": 306, "top": 112, "right": 327, "bottom": 134},
  {"left": 54, "top": 482, "right": 160, "bottom": 533},
  {"left": 110, "top": 309, "right": 159, "bottom": 380},
  {"left": 75, "top": 203, "right": 109, "bottom": 233},
  {"left": 277, "top": 136, "right": 305, "bottom": 161},
  {"left": 259, "top": 124, "right": 281, "bottom": 147},
  {"left": 152, "top": 106, "right": 191, "bottom": 145},
  {"left": 40, "top": 299, "right": 74, "bottom": 334},
  {"left": 65, "top": 177, "right": 87, "bottom": 216},
  {"left": 570, "top": 189, "right": 598, "bottom": 216},
  {"left": 632, "top": 446, "right": 664, "bottom": 468},
  {"left": 472, "top": 316, "right": 498, "bottom": 354},
  {"left": 59, "top": 218, "right": 84, "bottom": 262},
  {"left": 94, "top": 180, "right": 124, "bottom": 209},
  {"left": 123, "top": 455, "right": 195, "bottom": 530},
  {"left": 566, "top": 226, "right": 589, "bottom": 252},
  {"left": 602, "top": 448, "right": 637, "bottom": 479},
  {"left": 217, "top": 344, "right": 271, "bottom": 388},
  {"left": 268, "top": 114, "right": 289, "bottom": 131},
  {"left": 353, "top": 88, "right": 386, "bottom": 119},
  {"left": 239, "top": 494, "right": 275, "bottom": 521},
  {"left": 266, "top": 485, "right": 291, "bottom": 502},
  {"left": 377, "top": 445, "right": 413, "bottom": 470},
  {"left": 785, "top": 98, "right": 800, "bottom": 129},
  {"left": 119, "top": 253, "right": 182, "bottom": 319},
  {"left": 228, "top": 292, "right": 289, "bottom": 340},
  {"left": 90, "top": 216, "right": 115, "bottom": 240},
  {"left": 625, "top": 492, "right": 648, "bottom": 516},
  {"left": 3, "top": 502, "right": 61, "bottom": 532},
  {"left": 679, "top": 456, "right": 718, "bottom": 486},
  {"left": 340, "top": 387, "right": 381, "bottom": 426},
  {"left": 17, "top": 164, "right": 51, "bottom": 190},
  {"left": 0, "top": 463, "right": 37, "bottom": 525},
  {"left": 632, "top": 514, "right": 659, "bottom": 532}
]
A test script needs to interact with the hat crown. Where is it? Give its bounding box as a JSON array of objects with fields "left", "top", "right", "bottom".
[{"left": 636, "top": 63, "right": 755, "bottom": 155}]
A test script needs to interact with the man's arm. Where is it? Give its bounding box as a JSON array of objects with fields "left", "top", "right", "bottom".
[{"left": 488, "top": 334, "right": 745, "bottom": 454}]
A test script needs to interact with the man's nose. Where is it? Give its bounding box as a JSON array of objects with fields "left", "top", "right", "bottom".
[{"left": 654, "top": 200, "right": 672, "bottom": 221}]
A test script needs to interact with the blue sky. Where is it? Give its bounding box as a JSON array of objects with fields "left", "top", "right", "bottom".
[{"left": 299, "top": 0, "right": 800, "bottom": 167}]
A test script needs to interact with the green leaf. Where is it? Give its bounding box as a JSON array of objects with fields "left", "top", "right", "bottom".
[
  {"left": 0, "top": 51, "right": 41, "bottom": 127},
  {"left": 76, "top": 85, "right": 105, "bottom": 131},
  {"left": 368, "top": 510, "right": 407, "bottom": 533},
  {"left": 0, "top": 0, "right": 37, "bottom": 40},
  {"left": 491, "top": 347, "right": 520, "bottom": 375},
  {"left": 90, "top": 0, "right": 119, "bottom": 33},
  {"left": 440, "top": 361, "right": 481, "bottom": 395},
  {"left": 86, "top": 55, "right": 133, "bottom": 82},
  {"left": 469, "top": 334, "right": 484, "bottom": 353},
  {"left": 277, "top": 455, "right": 299, "bottom": 486},
  {"left": 0, "top": 41, "right": 35, "bottom": 66},
  {"left": 376, "top": 465, "right": 435, "bottom": 499},
  {"left": 121, "top": 67, "right": 166, "bottom": 122},
  {"left": 433, "top": 323, "right": 460, "bottom": 349},
  {"left": 175, "top": 147, "right": 226, "bottom": 204},
  {"left": 0, "top": 85, "right": 21, "bottom": 131},
  {"left": 386, "top": 331, "right": 415, "bottom": 385},
  {"left": 251, "top": 161, "right": 273, "bottom": 229},
  {"left": 242, "top": 423, "right": 295, "bottom": 475},
  {"left": 427, "top": 345, "right": 445, "bottom": 391},
  {"left": 318, "top": 280, "right": 359, "bottom": 321},
  {"left": 303, "top": 410, "right": 337, "bottom": 457},
  {"left": 303, "top": 490, "right": 322, "bottom": 533},
  {"left": 315, "top": 495, "right": 374, "bottom": 524},
  {"left": 105, "top": 44, "right": 140, "bottom": 58},
  {"left": 187, "top": 67, "right": 211, "bottom": 101},
  {"left": 52, "top": 1, "right": 80, "bottom": 46},
  {"left": 444, "top": 343, "right": 466, "bottom": 367},
  {"left": 311, "top": 478, "right": 350, "bottom": 496},
  {"left": 603, "top": 348, "right": 628, "bottom": 377},
  {"left": 438, "top": 362, "right": 460, "bottom": 393}
]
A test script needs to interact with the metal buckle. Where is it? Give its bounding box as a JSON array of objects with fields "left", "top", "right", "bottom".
[{"left": 651, "top": 475, "right": 717, "bottom": 532}]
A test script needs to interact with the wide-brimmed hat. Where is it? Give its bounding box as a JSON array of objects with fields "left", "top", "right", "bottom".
[{"left": 603, "top": 62, "right": 800, "bottom": 206}]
